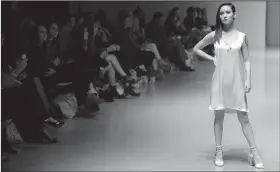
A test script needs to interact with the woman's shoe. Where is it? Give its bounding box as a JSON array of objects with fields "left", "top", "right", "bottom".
[
  {"left": 99, "top": 88, "right": 114, "bottom": 102},
  {"left": 248, "top": 146, "right": 264, "bottom": 169},
  {"left": 120, "top": 75, "right": 141, "bottom": 84},
  {"left": 155, "top": 69, "right": 164, "bottom": 80},
  {"left": 215, "top": 146, "right": 224, "bottom": 167},
  {"left": 180, "top": 65, "right": 195, "bottom": 71},
  {"left": 44, "top": 118, "right": 64, "bottom": 128},
  {"left": 85, "top": 93, "right": 100, "bottom": 112},
  {"left": 134, "top": 67, "right": 148, "bottom": 77},
  {"left": 125, "top": 84, "right": 141, "bottom": 97},
  {"left": 110, "top": 85, "right": 126, "bottom": 99}
]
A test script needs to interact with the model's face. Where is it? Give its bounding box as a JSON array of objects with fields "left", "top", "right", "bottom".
[
  {"left": 49, "top": 23, "right": 58, "bottom": 38},
  {"left": 219, "top": 5, "right": 236, "bottom": 25}
]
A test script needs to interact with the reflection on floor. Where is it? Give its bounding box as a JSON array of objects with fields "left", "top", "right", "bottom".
[{"left": 2, "top": 48, "right": 279, "bottom": 171}]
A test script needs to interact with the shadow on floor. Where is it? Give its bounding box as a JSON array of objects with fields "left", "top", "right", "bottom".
[
  {"left": 223, "top": 148, "right": 248, "bottom": 163},
  {"left": 201, "top": 147, "right": 248, "bottom": 163}
]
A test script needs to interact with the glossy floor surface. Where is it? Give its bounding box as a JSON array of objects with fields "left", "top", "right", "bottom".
[{"left": 2, "top": 48, "right": 279, "bottom": 171}]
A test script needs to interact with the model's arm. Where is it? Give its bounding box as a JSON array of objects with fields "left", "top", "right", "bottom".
[
  {"left": 193, "top": 31, "right": 215, "bottom": 61},
  {"left": 241, "top": 35, "right": 251, "bottom": 88}
]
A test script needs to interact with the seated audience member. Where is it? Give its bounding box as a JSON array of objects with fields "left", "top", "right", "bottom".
[
  {"left": 164, "top": 7, "right": 181, "bottom": 38},
  {"left": 93, "top": 18, "right": 141, "bottom": 84},
  {"left": 146, "top": 12, "right": 173, "bottom": 70},
  {"left": 131, "top": 9, "right": 167, "bottom": 80},
  {"left": 44, "top": 20, "right": 101, "bottom": 114},
  {"left": 116, "top": 10, "right": 156, "bottom": 81},
  {"left": 135, "top": 6, "right": 146, "bottom": 33},
  {"left": 72, "top": 13, "right": 86, "bottom": 40},
  {"left": 43, "top": 19, "right": 102, "bottom": 108},
  {"left": 201, "top": 8, "right": 208, "bottom": 25},
  {"left": 76, "top": 13, "right": 86, "bottom": 25},
  {"left": 182, "top": 7, "right": 195, "bottom": 35},
  {"left": 44, "top": 21, "right": 76, "bottom": 96},
  {"left": 94, "top": 8, "right": 116, "bottom": 37},
  {"left": 59, "top": 15, "right": 76, "bottom": 55},
  {"left": 194, "top": 8, "right": 204, "bottom": 30},
  {"left": 164, "top": 8, "right": 195, "bottom": 71},
  {"left": 131, "top": 6, "right": 146, "bottom": 44},
  {"left": 80, "top": 16, "right": 141, "bottom": 98},
  {"left": 1, "top": 32, "right": 25, "bottom": 161},
  {"left": 19, "top": 19, "right": 38, "bottom": 52},
  {"left": 14, "top": 24, "right": 64, "bottom": 143},
  {"left": 146, "top": 12, "right": 166, "bottom": 48},
  {"left": 181, "top": 7, "right": 205, "bottom": 49},
  {"left": 193, "top": 8, "right": 214, "bottom": 58}
]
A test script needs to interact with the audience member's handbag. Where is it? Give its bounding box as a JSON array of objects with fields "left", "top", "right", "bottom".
[
  {"left": 76, "top": 92, "right": 100, "bottom": 118},
  {"left": 5, "top": 119, "right": 23, "bottom": 144},
  {"left": 85, "top": 93, "right": 100, "bottom": 112},
  {"left": 98, "top": 85, "right": 114, "bottom": 102},
  {"left": 53, "top": 92, "right": 78, "bottom": 118}
]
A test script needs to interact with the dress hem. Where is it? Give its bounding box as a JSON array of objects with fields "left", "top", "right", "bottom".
[{"left": 209, "top": 106, "right": 249, "bottom": 113}]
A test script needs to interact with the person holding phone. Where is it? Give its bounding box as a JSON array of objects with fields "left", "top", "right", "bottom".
[{"left": 1, "top": 32, "right": 27, "bottom": 160}]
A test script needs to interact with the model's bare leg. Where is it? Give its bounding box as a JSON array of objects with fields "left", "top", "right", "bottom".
[
  {"left": 214, "top": 110, "right": 225, "bottom": 167},
  {"left": 237, "top": 111, "right": 264, "bottom": 169}
]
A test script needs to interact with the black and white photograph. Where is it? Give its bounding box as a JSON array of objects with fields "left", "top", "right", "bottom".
[{"left": 1, "top": 0, "right": 279, "bottom": 171}]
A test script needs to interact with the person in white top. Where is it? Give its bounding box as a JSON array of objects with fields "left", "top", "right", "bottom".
[{"left": 193, "top": 2, "right": 264, "bottom": 169}]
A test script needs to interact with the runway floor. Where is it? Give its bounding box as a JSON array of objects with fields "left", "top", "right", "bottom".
[{"left": 2, "top": 48, "right": 279, "bottom": 171}]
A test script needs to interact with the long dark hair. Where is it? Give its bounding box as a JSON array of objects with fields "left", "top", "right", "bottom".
[
  {"left": 214, "top": 2, "right": 236, "bottom": 43},
  {"left": 19, "top": 18, "right": 37, "bottom": 43},
  {"left": 165, "top": 7, "right": 179, "bottom": 26},
  {"left": 95, "top": 9, "right": 107, "bottom": 26},
  {"left": 47, "top": 21, "right": 59, "bottom": 35},
  {"left": 169, "top": 7, "right": 180, "bottom": 19}
]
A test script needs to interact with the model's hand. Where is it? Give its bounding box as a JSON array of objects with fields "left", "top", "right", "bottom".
[{"left": 245, "top": 81, "right": 251, "bottom": 93}]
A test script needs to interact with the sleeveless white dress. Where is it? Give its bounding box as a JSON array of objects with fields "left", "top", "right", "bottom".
[{"left": 209, "top": 30, "right": 248, "bottom": 113}]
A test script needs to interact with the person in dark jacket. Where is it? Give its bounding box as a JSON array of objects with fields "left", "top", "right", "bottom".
[
  {"left": 116, "top": 10, "right": 156, "bottom": 80},
  {"left": 15, "top": 25, "right": 62, "bottom": 143}
]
